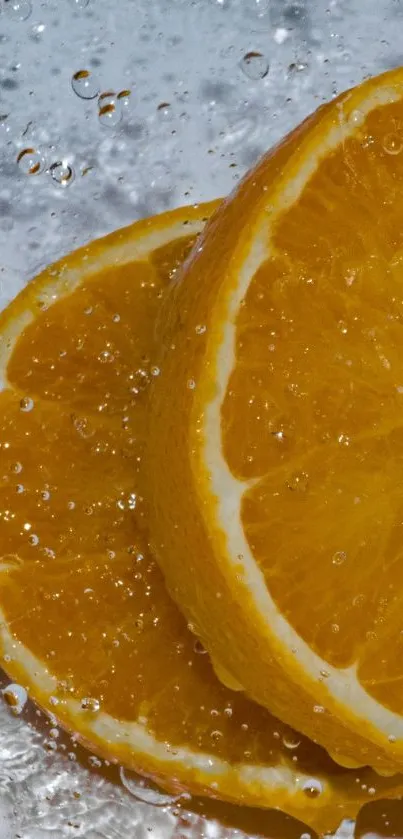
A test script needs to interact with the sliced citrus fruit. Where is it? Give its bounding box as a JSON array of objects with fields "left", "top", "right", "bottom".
[
  {"left": 1, "top": 202, "right": 403, "bottom": 834},
  {"left": 148, "top": 67, "right": 403, "bottom": 772}
]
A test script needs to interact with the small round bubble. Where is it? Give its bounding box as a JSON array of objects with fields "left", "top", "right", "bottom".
[
  {"left": 50, "top": 161, "right": 75, "bottom": 187},
  {"left": 383, "top": 132, "right": 403, "bottom": 156},
  {"left": 69, "top": 0, "right": 89, "bottom": 7},
  {"left": 71, "top": 69, "right": 99, "bottom": 100},
  {"left": 240, "top": 51, "right": 269, "bottom": 80},
  {"left": 19, "top": 396, "right": 34, "bottom": 412},
  {"left": 17, "top": 148, "right": 43, "bottom": 176},
  {"left": 98, "top": 92, "right": 122, "bottom": 127},
  {"left": 4, "top": 0, "right": 32, "bottom": 21}
]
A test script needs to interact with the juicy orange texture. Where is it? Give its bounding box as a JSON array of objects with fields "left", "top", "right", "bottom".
[
  {"left": 148, "top": 68, "right": 403, "bottom": 771},
  {"left": 1, "top": 204, "right": 397, "bottom": 834}
]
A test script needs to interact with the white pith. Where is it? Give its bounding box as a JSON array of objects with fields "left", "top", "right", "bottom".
[{"left": 203, "top": 82, "right": 403, "bottom": 751}]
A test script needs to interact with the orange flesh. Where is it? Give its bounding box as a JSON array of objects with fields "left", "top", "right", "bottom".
[
  {"left": 0, "top": 232, "right": 347, "bottom": 773},
  {"left": 221, "top": 102, "right": 403, "bottom": 713}
]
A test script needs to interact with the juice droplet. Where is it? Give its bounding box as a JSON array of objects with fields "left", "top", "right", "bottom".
[
  {"left": 50, "top": 161, "right": 75, "bottom": 187},
  {"left": 240, "top": 51, "right": 269, "bottom": 80},
  {"left": 71, "top": 69, "right": 99, "bottom": 100},
  {"left": 80, "top": 697, "right": 100, "bottom": 712},
  {"left": 383, "top": 132, "right": 403, "bottom": 156},
  {"left": 98, "top": 92, "right": 121, "bottom": 127},
  {"left": 332, "top": 550, "right": 347, "bottom": 566},
  {"left": 4, "top": 0, "right": 32, "bottom": 21},
  {"left": 302, "top": 778, "right": 322, "bottom": 798},
  {"left": 17, "top": 148, "right": 43, "bottom": 176},
  {"left": 19, "top": 396, "right": 34, "bottom": 412}
]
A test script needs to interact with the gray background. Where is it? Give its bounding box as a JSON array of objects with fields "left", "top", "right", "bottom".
[{"left": 0, "top": 0, "right": 402, "bottom": 836}]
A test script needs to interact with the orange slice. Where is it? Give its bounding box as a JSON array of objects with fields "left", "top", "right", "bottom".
[
  {"left": 148, "top": 67, "right": 403, "bottom": 772},
  {"left": 2, "top": 202, "right": 399, "bottom": 834}
]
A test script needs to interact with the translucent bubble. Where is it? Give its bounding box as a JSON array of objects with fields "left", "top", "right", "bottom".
[
  {"left": 313, "top": 704, "right": 325, "bottom": 714},
  {"left": 383, "top": 132, "right": 403, "bottom": 156},
  {"left": 282, "top": 733, "right": 301, "bottom": 750},
  {"left": 288, "top": 60, "right": 308, "bottom": 74},
  {"left": 98, "top": 92, "right": 122, "bottom": 128},
  {"left": 120, "top": 767, "right": 180, "bottom": 806},
  {"left": 286, "top": 471, "right": 308, "bottom": 492},
  {"left": 19, "top": 396, "right": 34, "bottom": 412},
  {"left": 50, "top": 161, "right": 75, "bottom": 187},
  {"left": 28, "top": 533, "right": 39, "bottom": 546},
  {"left": 11, "top": 461, "right": 22, "bottom": 473},
  {"left": 69, "top": 0, "right": 89, "bottom": 7},
  {"left": 195, "top": 324, "right": 206, "bottom": 334},
  {"left": 71, "top": 69, "right": 99, "bottom": 100},
  {"left": 156, "top": 101, "right": 172, "bottom": 120},
  {"left": 4, "top": 0, "right": 32, "bottom": 21},
  {"left": 332, "top": 550, "right": 347, "bottom": 566},
  {"left": 17, "top": 148, "right": 43, "bottom": 176},
  {"left": 81, "top": 697, "right": 100, "bottom": 712},
  {"left": 2, "top": 683, "right": 27, "bottom": 714},
  {"left": 302, "top": 778, "right": 322, "bottom": 798},
  {"left": 240, "top": 51, "right": 269, "bottom": 80},
  {"left": 193, "top": 639, "right": 207, "bottom": 655},
  {"left": 117, "top": 89, "right": 131, "bottom": 108}
]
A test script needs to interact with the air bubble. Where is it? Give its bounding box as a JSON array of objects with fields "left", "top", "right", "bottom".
[
  {"left": 240, "top": 51, "right": 269, "bottom": 80},
  {"left": 71, "top": 69, "right": 99, "bottom": 100},
  {"left": 50, "top": 161, "right": 75, "bottom": 187},
  {"left": 2, "top": 683, "right": 27, "bottom": 714},
  {"left": 156, "top": 101, "right": 172, "bottom": 119},
  {"left": 193, "top": 639, "right": 207, "bottom": 655},
  {"left": 17, "top": 148, "right": 43, "bottom": 176},
  {"left": 69, "top": 0, "right": 89, "bottom": 7},
  {"left": 288, "top": 60, "right": 308, "bottom": 74},
  {"left": 98, "top": 92, "right": 122, "bottom": 127},
  {"left": 282, "top": 733, "right": 301, "bottom": 750},
  {"left": 81, "top": 697, "right": 100, "bottom": 712},
  {"left": 332, "top": 550, "right": 347, "bottom": 566},
  {"left": 120, "top": 767, "right": 180, "bottom": 806},
  {"left": 11, "top": 461, "right": 22, "bottom": 474},
  {"left": 286, "top": 471, "right": 308, "bottom": 492},
  {"left": 313, "top": 704, "right": 325, "bottom": 714},
  {"left": 19, "top": 396, "right": 34, "bottom": 412},
  {"left": 302, "top": 778, "right": 322, "bottom": 798},
  {"left": 383, "top": 132, "right": 403, "bottom": 156},
  {"left": 28, "top": 533, "right": 39, "bottom": 546},
  {"left": 195, "top": 324, "right": 206, "bottom": 334},
  {"left": 187, "top": 378, "right": 196, "bottom": 389},
  {"left": 4, "top": 0, "right": 32, "bottom": 21}
]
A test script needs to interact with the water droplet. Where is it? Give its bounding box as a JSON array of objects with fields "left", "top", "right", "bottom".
[
  {"left": 288, "top": 60, "right": 308, "bottom": 74},
  {"left": 156, "top": 101, "right": 172, "bottom": 119},
  {"left": 98, "top": 92, "right": 121, "bottom": 127},
  {"left": 151, "top": 366, "right": 160, "bottom": 377},
  {"left": 71, "top": 414, "right": 94, "bottom": 439},
  {"left": 41, "top": 490, "right": 50, "bottom": 501},
  {"left": 17, "top": 148, "right": 43, "bottom": 176},
  {"left": 240, "top": 51, "right": 269, "bottom": 80},
  {"left": 28, "top": 533, "right": 39, "bottom": 546},
  {"left": 120, "top": 767, "right": 180, "bottom": 806},
  {"left": 4, "top": 0, "right": 32, "bottom": 21},
  {"left": 332, "top": 550, "right": 347, "bottom": 566},
  {"left": 19, "top": 396, "right": 34, "bottom": 412},
  {"left": 282, "top": 733, "right": 301, "bottom": 750},
  {"left": 286, "top": 471, "right": 308, "bottom": 492},
  {"left": 50, "top": 161, "right": 75, "bottom": 187},
  {"left": 2, "top": 683, "right": 27, "bottom": 714},
  {"left": 71, "top": 69, "right": 99, "bottom": 100},
  {"left": 383, "top": 132, "right": 403, "bottom": 156},
  {"left": 302, "top": 778, "right": 322, "bottom": 798},
  {"left": 80, "top": 696, "right": 100, "bottom": 712}
]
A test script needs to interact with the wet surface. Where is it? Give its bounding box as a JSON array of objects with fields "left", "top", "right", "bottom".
[{"left": 1, "top": 0, "right": 403, "bottom": 837}]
